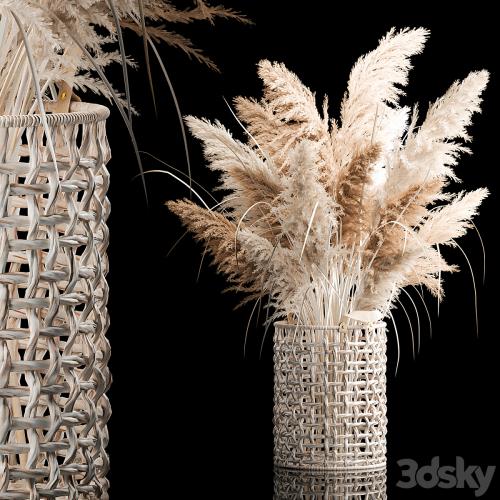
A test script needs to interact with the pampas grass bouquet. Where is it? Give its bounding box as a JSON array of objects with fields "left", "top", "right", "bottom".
[
  {"left": 168, "top": 27, "right": 488, "bottom": 334},
  {"left": 167, "top": 27, "right": 489, "bottom": 471}
]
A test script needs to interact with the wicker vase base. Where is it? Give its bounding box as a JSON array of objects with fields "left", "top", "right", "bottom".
[
  {"left": 273, "top": 461, "right": 387, "bottom": 473},
  {"left": 274, "top": 467, "right": 387, "bottom": 499},
  {"left": 273, "top": 322, "right": 387, "bottom": 472}
]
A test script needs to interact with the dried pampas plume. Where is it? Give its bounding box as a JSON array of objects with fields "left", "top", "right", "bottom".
[{"left": 168, "top": 28, "right": 489, "bottom": 329}]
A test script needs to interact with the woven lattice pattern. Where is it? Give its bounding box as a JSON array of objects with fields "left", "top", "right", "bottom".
[
  {"left": 274, "top": 467, "right": 387, "bottom": 499},
  {"left": 273, "top": 322, "right": 387, "bottom": 471},
  {"left": 0, "top": 103, "right": 111, "bottom": 499}
]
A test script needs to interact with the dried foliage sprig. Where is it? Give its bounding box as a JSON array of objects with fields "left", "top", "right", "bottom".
[{"left": 168, "top": 28, "right": 489, "bottom": 327}]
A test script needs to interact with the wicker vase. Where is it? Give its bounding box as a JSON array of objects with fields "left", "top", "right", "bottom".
[
  {"left": 274, "top": 467, "right": 387, "bottom": 499},
  {"left": 0, "top": 102, "right": 111, "bottom": 499},
  {"left": 273, "top": 322, "right": 387, "bottom": 471}
]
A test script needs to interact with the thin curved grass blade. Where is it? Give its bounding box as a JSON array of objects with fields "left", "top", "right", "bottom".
[
  {"left": 453, "top": 239, "right": 480, "bottom": 337},
  {"left": 244, "top": 299, "right": 260, "bottom": 357},
  {"left": 138, "top": 0, "right": 157, "bottom": 116},
  {"left": 139, "top": 150, "right": 217, "bottom": 204},
  {"left": 147, "top": 38, "right": 192, "bottom": 197},
  {"left": 300, "top": 201, "right": 319, "bottom": 262},
  {"left": 388, "top": 310, "right": 401, "bottom": 376},
  {"left": 411, "top": 285, "right": 433, "bottom": 339},
  {"left": 136, "top": 169, "right": 209, "bottom": 209},
  {"left": 395, "top": 296, "right": 415, "bottom": 360},
  {"left": 107, "top": 0, "right": 132, "bottom": 121},
  {"left": 401, "top": 287, "right": 421, "bottom": 353},
  {"left": 471, "top": 221, "right": 486, "bottom": 284}
]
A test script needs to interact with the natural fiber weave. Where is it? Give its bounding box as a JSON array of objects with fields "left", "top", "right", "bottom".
[
  {"left": 273, "top": 322, "right": 387, "bottom": 471},
  {"left": 274, "top": 467, "right": 387, "bottom": 499},
  {"left": 0, "top": 102, "right": 111, "bottom": 499}
]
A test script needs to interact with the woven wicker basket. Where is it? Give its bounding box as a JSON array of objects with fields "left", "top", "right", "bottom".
[
  {"left": 273, "top": 322, "right": 387, "bottom": 471},
  {"left": 0, "top": 102, "right": 111, "bottom": 499},
  {"left": 274, "top": 466, "right": 387, "bottom": 499}
]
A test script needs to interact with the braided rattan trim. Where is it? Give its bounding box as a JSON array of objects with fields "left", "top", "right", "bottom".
[
  {"left": 0, "top": 103, "right": 110, "bottom": 128},
  {"left": 0, "top": 103, "right": 111, "bottom": 499},
  {"left": 274, "top": 467, "right": 387, "bottom": 499},
  {"left": 273, "top": 322, "right": 387, "bottom": 472}
]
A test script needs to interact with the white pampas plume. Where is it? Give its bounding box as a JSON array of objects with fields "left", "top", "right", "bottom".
[
  {"left": 237, "top": 228, "right": 301, "bottom": 305},
  {"left": 402, "top": 70, "right": 489, "bottom": 184},
  {"left": 342, "top": 28, "right": 429, "bottom": 111},
  {"left": 334, "top": 28, "right": 428, "bottom": 165},
  {"left": 403, "top": 248, "right": 458, "bottom": 298},
  {"left": 418, "top": 188, "right": 489, "bottom": 245},
  {"left": 415, "top": 70, "right": 489, "bottom": 142}
]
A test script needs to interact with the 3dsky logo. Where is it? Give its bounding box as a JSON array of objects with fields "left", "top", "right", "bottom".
[{"left": 397, "top": 457, "right": 495, "bottom": 497}]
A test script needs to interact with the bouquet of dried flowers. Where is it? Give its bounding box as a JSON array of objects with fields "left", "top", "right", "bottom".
[
  {"left": 0, "top": 1, "right": 247, "bottom": 190},
  {"left": 0, "top": 0, "right": 245, "bottom": 116},
  {"left": 168, "top": 28, "right": 489, "bottom": 331}
]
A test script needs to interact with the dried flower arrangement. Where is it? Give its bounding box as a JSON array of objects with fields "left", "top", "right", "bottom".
[
  {"left": 0, "top": 3, "right": 248, "bottom": 495},
  {"left": 0, "top": 1, "right": 248, "bottom": 193},
  {"left": 0, "top": 0, "right": 246, "bottom": 117},
  {"left": 168, "top": 28, "right": 489, "bottom": 332}
]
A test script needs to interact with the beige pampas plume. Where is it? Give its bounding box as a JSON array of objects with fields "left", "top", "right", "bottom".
[
  {"left": 403, "top": 70, "right": 489, "bottom": 184},
  {"left": 166, "top": 199, "right": 261, "bottom": 298},
  {"left": 184, "top": 115, "right": 283, "bottom": 235},
  {"left": 273, "top": 140, "right": 336, "bottom": 264},
  {"left": 337, "top": 143, "right": 381, "bottom": 246},
  {"left": 415, "top": 70, "right": 489, "bottom": 143},
  {"left": 235, "top": 61, "right": 334, "bottom": 183},
  {"left": 404, "top": 249, "right": 458, "bottom": 298},
  {"left": 167, "top": 27, "right": 489, "bottom": 329},
  {"left": 257, "top": 60, "right": 321, "bottom": 127}
]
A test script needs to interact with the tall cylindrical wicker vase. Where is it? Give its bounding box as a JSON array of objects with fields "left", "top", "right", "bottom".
[
  {"left": 273, "top": 322, "right": 387, "bottom": 471},
  {"left": 0, "top": 103, "right": 111, "bottom": 499}
]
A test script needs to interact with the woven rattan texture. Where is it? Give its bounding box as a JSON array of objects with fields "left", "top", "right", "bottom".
[
  {"left": 274, "top": 467, "right": 387, "bottom": 499},
  {"left": 273, "top": 323, "right": 387, "bottom": 471},
  {"left": 0, "top": 103, "right": 111, "bottom": 499}
]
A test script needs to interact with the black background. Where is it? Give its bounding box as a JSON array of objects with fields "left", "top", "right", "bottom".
[{"left": 101, "top": 2, "right": 499, "bottom": 498}]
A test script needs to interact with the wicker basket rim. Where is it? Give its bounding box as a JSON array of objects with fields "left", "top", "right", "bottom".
[
  {"left": 274, "top": 320, "right": 386, "bottom": 331},
  {"left": 0, "top": 102, "right": 110, "bottom": 128}
]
